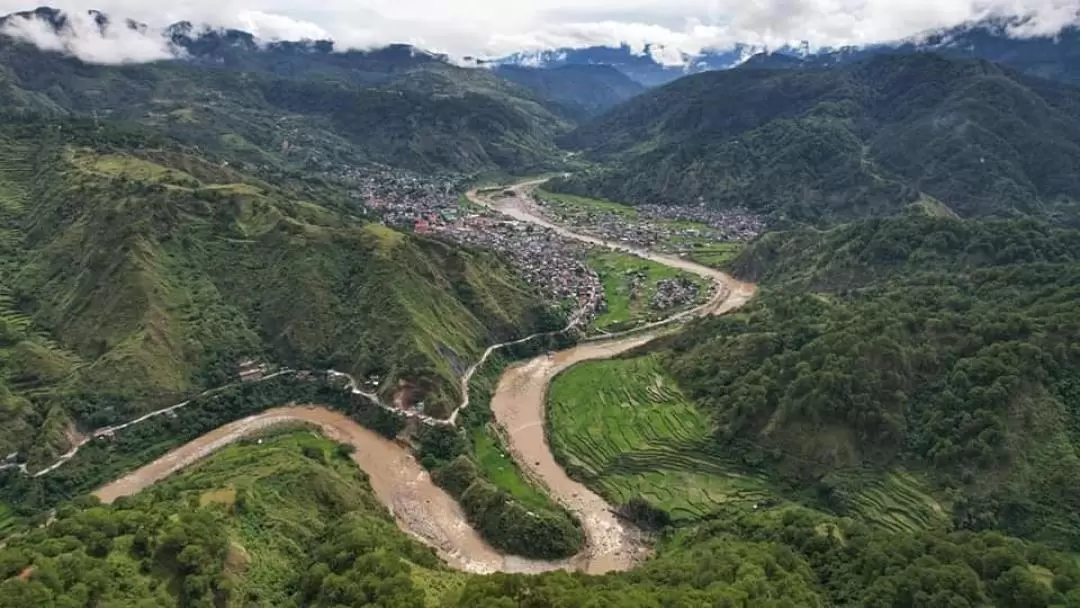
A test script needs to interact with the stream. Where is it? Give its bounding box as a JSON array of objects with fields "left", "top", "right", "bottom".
[{"left": 79, "top": 179, "right": 755, "bottom": 575}]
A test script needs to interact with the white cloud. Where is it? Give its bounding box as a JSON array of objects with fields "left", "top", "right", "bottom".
[
  {"left": 0, "top": 0, "right": 1076, "bottom": 64},
  {"left": 0, "top": 8, "right": 180, "bottom": 63}
]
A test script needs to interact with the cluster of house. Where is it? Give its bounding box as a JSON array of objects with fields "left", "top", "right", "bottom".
[
  {"left": 436, "top": 216, "right": 605, "bottom": 325},
  {"left": 533, "top": 196, "right": 764, "bottom": 253},
  {"left": 650, "top": 277, "right": 701, "bottom": 311}
]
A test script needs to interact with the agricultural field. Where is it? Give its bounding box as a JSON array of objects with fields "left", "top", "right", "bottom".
[
  {"left": 536, "top": 189, "right": 639, "bottom": 217},
  {"left": 471, "top": 430, "right": 552, "bottom": 511},
  {"left": 547, "top": 355, "right": 772, "bottom": 521},
  {"left": 845, "top": 471, "right": 950, "bottom": 533},
  {"left": 588, "top": 251, "right": 708, "bottom": 332},
  {"left": 684, "top": 243, "right": 744, "bottom": 268}
]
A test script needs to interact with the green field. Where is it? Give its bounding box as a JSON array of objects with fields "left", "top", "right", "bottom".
[
  {"left": 684, "top": 243, "right": 744, "bottom": 268},
  {"left": 547, "top": 355, "right": 771, "bottom": 521},
  {"left": 588, "top": 251, "right": 707, "bottom": 332},
  {"left": 536, "top": 189, "right": 639, "bottom": 217},
  {"left": 471, "top": 430, "right": 553, "bottom": 511},
  {"left": 846, "top": 471, "right": 950, "bottom": 533}
]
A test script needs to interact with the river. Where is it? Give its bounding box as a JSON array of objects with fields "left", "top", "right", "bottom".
[{"left": 89, "top": 179, "right": 755, "bottom": 575}]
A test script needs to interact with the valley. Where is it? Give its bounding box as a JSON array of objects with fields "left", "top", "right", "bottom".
[
  {"left": 2, "top": 8, "right": 1080, "bottom": 605},
  {"left": 53, "top": 176, "right": 754, "bottom": 576}
]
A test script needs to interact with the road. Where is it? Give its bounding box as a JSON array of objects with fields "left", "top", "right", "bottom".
[
  {"left": 83, "top": 177, "right": 755, "bottom": 575},
  {"left": 466, "top": 181, "right": 755, "bottom": 573}
]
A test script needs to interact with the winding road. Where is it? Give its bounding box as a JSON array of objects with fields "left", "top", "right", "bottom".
[{"left": 86, "top": 179, "right": 755, "bottom": 575}]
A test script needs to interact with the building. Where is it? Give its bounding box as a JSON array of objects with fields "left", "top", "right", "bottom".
[{"left": 237, "top": 359, "right": 267, "bottom": 382}]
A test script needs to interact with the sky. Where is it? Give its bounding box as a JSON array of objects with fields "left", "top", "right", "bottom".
[{"left": 0, "top": 0, "right": 1077, "bottom": 64}]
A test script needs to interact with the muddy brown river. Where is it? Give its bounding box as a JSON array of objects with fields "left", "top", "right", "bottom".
[
  {"left": 94, "top": 406, "right": 565, "bottom": 574},
  {"left": 91, "top": 180, "right": 756, "bottom": 575}
]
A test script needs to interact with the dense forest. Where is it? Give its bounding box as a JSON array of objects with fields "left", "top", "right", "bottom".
[
  {"left": 1, "top": 427, "right": 1078, "bottom": 607},
  {"left": 0, "top": 17, "right": 577, "bottom": 177},
  {"left": 654, "top": 214, "right": 1080, "bottom": 550},
  {"left": 0, "top": 115, "right": 558, "bottom": 465},
  {"left": 552, "top": 53, "right": 1080, "bottom": 226}
]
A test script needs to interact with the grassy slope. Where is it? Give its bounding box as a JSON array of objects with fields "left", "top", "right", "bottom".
[
  {"left": 0, "top": 428, "right": 461, "bottom": 607},
  {"left": 0, "top": 121, "right": 553, "bottom": 462}
]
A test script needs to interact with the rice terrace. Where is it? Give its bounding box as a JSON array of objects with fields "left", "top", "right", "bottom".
[{"left": 546, "top": 354, "right": 772, "bottom": 522}]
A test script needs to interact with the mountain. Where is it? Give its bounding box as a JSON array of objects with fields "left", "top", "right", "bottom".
[
  {"left": 4, "top": 425, "right": 1080, "bottom": 605},
  {"left": 800, "top": 20, "right": 1080, "bottom": 86},
  {"left": 737, "top": 52, "right": 806, "bottom": 70},
  {"left": 553, "top": 53, "right": 1080, "bottom": 225},
  {"left": 0, "top": 8, "right": 575, "bottom": 176},
  {"left": 0, "top": 116, "right": 557, "bottom": 465},
  {"left": 493, "top": 43, "right": 763, "bottom": 86},
  {"left": 492, "top": 64, "right": 646, "bottom": 118},
  {"left": 659, "top": 213, "right": 1080, "bottom": 550}
]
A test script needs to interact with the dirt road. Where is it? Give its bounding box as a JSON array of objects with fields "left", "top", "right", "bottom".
[
  {"left": 88, "top": 179, "right": 756, "bottom": 577},
  {"left": 467, "top": 181, "right": 755, "bottom": 325},
  {"left": 472, "top": 180, "right": 756, "bottom": 574},
  {"left": 94, "top": 406, "right": 568, "bottom": 575}
]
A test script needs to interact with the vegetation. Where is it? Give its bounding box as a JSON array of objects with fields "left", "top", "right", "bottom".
[
  {"left": 0, "top": 117, "right": 556, "bottom": 466},
  {"left": 2, "top": 433, "right": 1078, "bottom": 607},
  {"left": 655, "top": 214, "right": 1080, "bottom": 550},
  {"left": 0, "top": 373, "right": 402, "bottom": 518},
  {"left": 0, "top": 25, "right": 574, "bottom": 176},
  {"left": 493, "top": 64, "right": 646, "bottom": 120},
  {"left": 685, "top": 242, "right": 743, "bottom": 268},
  {"left": 417, "top": 345, "right": 586, "bottom": 560},
  {"left": 588, "top": 251, "right": 706, "bottom": 332},
  {"left": 548, "top": 355, "right": 772, "bottom": 522},
  {"left": 0, "top": 428, "right": 452, "bottom": 607},
  {"left": 554, "top": 53, "right": 1080, "bottom": 226}
]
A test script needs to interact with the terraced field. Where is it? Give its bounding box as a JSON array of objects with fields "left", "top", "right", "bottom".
[
  {"left": 0, "top": 139, "right": 30, "bottom": 270},
  {"left": 847, "top": 471, "right": 950, "bottom": 533},
  {"left": 547, "top": 355, "right": 771, "bottom": 521}
]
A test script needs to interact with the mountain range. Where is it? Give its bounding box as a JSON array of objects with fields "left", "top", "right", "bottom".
[
  {"left": 553, "top": 52, "right": 1080, "bottom": 225},
  {"left": 494, "top": 19, "right": 1080, "bottom": 87}
]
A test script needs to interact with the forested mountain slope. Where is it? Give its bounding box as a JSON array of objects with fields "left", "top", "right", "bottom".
[
  {"left": 0, "top": 25, "right": 570, "bottom": 175},
  {"left": 553, "top": 53, "right": 1080, "bottom": 225},
  {"left": 653, "top": 214, "right": 1080, "bottom": 550},
  {"left": 3, "top": 426, "right": 1078, "bottom": 607},
  {"left": 493, "top": 65, "right": 646, "bottom": 119},
  {"left": 0, "top": 116, "right": 555, "bottom": 466}
]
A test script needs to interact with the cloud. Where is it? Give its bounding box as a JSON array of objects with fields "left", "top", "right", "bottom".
[
  {"left": 0, "top": 9, "right": 180, "bottom": 63},
  {"left": 0, "top": 0, "right": 1076, "bottom": 64}
]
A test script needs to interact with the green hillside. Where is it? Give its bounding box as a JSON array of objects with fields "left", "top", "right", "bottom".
[
  {"left": 2, "top": 426, "right": 1078, "bottom": 606},
  {"left": 654, "top": 214, "right": 1080, "bottom": 550},
  {"left": 0, "top": 117, "right": 556, "bottom": 464},
  {"left": 554, "top": 53, "right": 1080, "bottom": 225},
  {"left": 0, "top": 34, "right": 570, "bottom": 176}
]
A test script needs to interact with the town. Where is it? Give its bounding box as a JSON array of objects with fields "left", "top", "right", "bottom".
[
  {"left": 347, "top": 169, "right": 759, "bottom": 330},
  {"left": 532, "top": 192, "right": 765, "bottom": 254}
]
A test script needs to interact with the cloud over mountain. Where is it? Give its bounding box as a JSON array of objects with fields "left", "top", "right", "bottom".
[
  {"left": 0, "top": 8, "right": 179, "bottom": 63},
  {"left": 0, "top": 0, "right": 1076, "bottom": 63}
]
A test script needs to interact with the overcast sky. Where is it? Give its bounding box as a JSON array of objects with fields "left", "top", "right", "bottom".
[{"left": 0, "top": 0, "right": 1077, "bottom": 64}]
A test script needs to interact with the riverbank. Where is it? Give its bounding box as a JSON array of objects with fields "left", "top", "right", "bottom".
[{"left": 76, "top": 177, "right": 756, "bottom": 575}]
